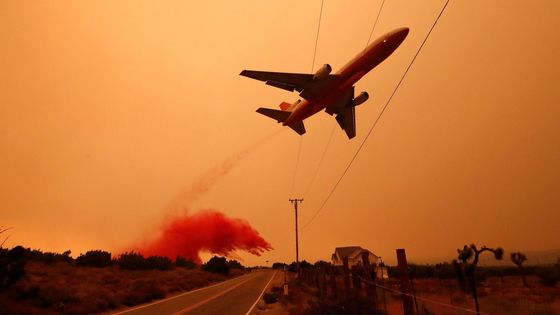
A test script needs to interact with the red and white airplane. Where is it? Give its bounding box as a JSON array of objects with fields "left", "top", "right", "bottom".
[{"left": 240, "top": 27, "right": 409, "bottom": 139}]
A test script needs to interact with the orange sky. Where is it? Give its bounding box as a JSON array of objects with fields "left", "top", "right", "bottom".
[{"left": 1, "top": 1, "right": 559, "bottom": 265}]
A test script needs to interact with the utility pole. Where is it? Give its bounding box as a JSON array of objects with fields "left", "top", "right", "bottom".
[{"left": 289, "top": 198, "right": 303, "bottom": 275}]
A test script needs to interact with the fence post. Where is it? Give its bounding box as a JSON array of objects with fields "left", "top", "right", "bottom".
[
  {"left": 343, "top": 257, "right": 351, "bottom": 298},
  {"left": 396, "top": 248, "right": 415, "bottom": 315},
  {"left": 362, "top": 251, "right": 378, "bottom": 307},
  {"left": 330, "top": 266, "right": 338, "bottom": 299},
  {"left": 321, "top": 268, "right": 327, "bottom": 298},
  {"left": 352, "top": 266, "right": 361, "bottom": 290},
  {"left": 315, "top": 267, "right": 321, "bottom": 292}
]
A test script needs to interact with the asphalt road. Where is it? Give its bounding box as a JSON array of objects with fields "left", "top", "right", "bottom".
[{"left": 113, "top": 270, "right": 276, "bottom": 315}]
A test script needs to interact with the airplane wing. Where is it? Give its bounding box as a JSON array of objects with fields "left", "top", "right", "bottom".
[
  {"left": 240, "top": 70, "right": 338, "bottom": 101},
  {"left": 327, "top": 87, "right": 357, "bottom": 139},
  {"left": 335, "top": 106, "right": 356, "bottom": 139},
  {"left": 240, "top": 70, "right": 312, "bottom": 92}
]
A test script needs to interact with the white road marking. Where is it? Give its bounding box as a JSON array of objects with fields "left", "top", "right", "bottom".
[{"left": 244, "top": 271, "right": 277, "bottom": 315}]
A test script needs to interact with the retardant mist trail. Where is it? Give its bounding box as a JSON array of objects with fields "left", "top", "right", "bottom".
[
  {"left": 136, "top": 210, "right": 273, "bottom": 263},
  {"left": 128, "top": 131, "right": 280, "bottom": 261},
  {"left": 168, "top": 130, "right": 281, "bottom": 212}
]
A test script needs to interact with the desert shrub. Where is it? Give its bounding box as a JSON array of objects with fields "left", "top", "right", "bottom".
[
  {"left": 434, "top": 262, "right": 455, "bottom": 279},
  {"left": 409, "top": 264, "right": 435, "bottom": 278},
  {"left": 123, "top": 280, "right": 165, "bottom": 306},
  {"left": 35, "top": 283, "right": 79, "bottom": 308},
  {"left": 537, "top": 265, "right": 560, "bottom": 287},
  {"left": 288, "top": 260, "right": 312, "bottom": 272},
  {"left": 263, "top": 292, "right": 277, "bottom": 304},
  {"left": 18, "top": 285, "right": 41, "bottom": 300},
  {"left": 76, "top": 250, "right": 112, "bottom": 268},
  {"left": 227, "top": 259, "right": 244, "bottom": 270},
  {"left": 307, "top": 290, "right": 384, "bottom": 315},
  {"left": 175, "top": 256, "right": 196, "bottom": 269},
  {"left": 118, "top": 253, "right": 174, "bottom": 270},
  {"left": 0, "top": 245, "right": 27, "bottom": 289},
  {"left": 145, "top": 256, "right": 173, "bottom": 270},
  {"left": 202, "top": 256, "right": 229, "bottom": 274},
  {"left": 313, "top": 260, "right": 330, "bottom": 269},
  {"left": 272, "top": 262, "right": 287, "bottom": 269},
  {"left": 118, "top": 252, "right": 147, "bottom": 270},
  {"left": 22, "top": 248, "right": 74, "bottom": 265}
]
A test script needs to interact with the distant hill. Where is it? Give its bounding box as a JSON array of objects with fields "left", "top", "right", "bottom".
[{"left": 479, "top": 248, "right": 560, "bottom": 266}]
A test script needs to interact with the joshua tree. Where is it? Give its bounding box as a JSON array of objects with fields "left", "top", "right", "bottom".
[
  {"left": 457, "top": 244, "right": 503, "bottom": 315},
  {"left": 510, "top": 252, "right": 528, "bottom": 287}
]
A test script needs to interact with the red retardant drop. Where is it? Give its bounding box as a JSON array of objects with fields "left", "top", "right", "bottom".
[{"left": 137, "top": 210, "right": 272, "bottom": 263}]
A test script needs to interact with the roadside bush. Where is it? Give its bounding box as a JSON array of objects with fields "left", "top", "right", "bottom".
[
  {"left": 118, "top": 252, "right": 147, "bottom": 270},
  {"left": 0, "top": 246, "right": 27, "bottom": 289},
  {"left": 288, "top": 260, "right": 312, "bottom": 272},
  {"left": 314, "top": 260, "right": 330, "bottom": 269},
  {"left": 272, "top": 262, "right": 287, "bottom": 269},
  {"left": 202, "top": 256, "right": 229, "bottom": 274},
  {"left": 175, "top": 256, "right": 196, "bottom": 269},
  {"left": 117, "top": 252, "right": 146, "bottom": 270},
  {"left": 145, "top": 256, "right": 173, "bottom": 270},
  {"left": 263, "top": 292, "right": 277, "bottom": 304},
  {"left": 76, "top": 250, "right": 112, "bottom": 268},
  {"left": 118, "top": 252, "right": 174, "bottom": 270},
  {"left": 227, "top": 259, "right": 244, "bottom": 270},
  {"left": 24, "top": 248, "right": 74, "bottom": 265}
]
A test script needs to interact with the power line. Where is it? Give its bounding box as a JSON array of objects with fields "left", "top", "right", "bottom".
[
  {"left": 311, "top": 0, "right": 325, "bottom": 72},
  {"left": 302, "top": 0, "right": 451, "bottom": 229},
  {"left": 366, "top": 0, "right": 387, "bottom": 47}
]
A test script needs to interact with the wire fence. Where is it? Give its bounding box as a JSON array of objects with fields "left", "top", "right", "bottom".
[{"left": 358, "top": 276, "right": 488, "bottom": 314}]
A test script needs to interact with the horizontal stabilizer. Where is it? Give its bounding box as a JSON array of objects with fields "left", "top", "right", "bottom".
[
  {"left": 256, "top": 107, "right": 291, "bottom": 123},
  {"left": 288, "top": 121, "right": 306, "bottom": 135}
]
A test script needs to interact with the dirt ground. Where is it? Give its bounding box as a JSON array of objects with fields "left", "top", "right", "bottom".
[{"left": 381, "top": 276, "right": 560, "bottom": 315}]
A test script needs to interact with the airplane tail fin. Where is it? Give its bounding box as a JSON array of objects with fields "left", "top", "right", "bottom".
[{"left": 279, "top": 102, "right": 291, "bottom": 111}]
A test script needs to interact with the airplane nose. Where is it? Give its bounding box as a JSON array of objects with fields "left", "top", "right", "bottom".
[{"left": 395, "top": 27, "right": 409, "bottom": 41}]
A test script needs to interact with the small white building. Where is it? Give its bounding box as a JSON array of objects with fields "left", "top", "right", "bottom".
[
  {"left": 331, "top": 246, "right": 379, "bottom": 268},
  {"left": 331, "top": 246, "right": 388, "bottom": 279}
]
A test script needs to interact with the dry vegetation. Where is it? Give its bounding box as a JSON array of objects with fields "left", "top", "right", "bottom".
[
  {"left": 270, "top": 268, "right": 560, "bottom": 315},
  {"left": 402, "top": 276, "right": 560, "bottom": 315},
  {"left": 0, "top": 259, "right": 243, "bottom": 315}
]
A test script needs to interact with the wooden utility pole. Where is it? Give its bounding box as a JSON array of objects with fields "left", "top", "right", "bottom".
[{"left": 289, "top": 198, "right": 303, "bottom": 275}]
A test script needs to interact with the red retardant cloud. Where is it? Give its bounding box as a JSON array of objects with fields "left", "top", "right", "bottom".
[{"left": 137, "top": 210, "right": 272, "bottom": 263}]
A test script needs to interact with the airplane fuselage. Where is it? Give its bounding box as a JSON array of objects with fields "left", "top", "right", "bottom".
[{"left": 283, "top": 27, "right": 409, "bottom": 126}]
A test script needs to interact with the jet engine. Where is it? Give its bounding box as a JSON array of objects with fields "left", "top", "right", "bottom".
[
  {"left": 313, "top": 64, "right": 332, "bottom": 80},
  {"left": 353, "top": 91, "right": 369, "bottom": 106}
]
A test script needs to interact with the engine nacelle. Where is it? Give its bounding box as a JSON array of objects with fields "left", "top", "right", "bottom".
[
  {"left": 313, "top": 64, "right": 332, "bottom": 80},
  {"left": 353, "top": 91, "right": 369, "bottom": 106}
]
